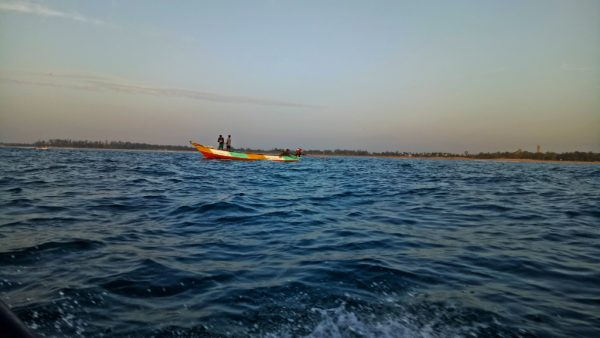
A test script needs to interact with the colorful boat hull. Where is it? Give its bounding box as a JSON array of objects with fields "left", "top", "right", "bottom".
[{"left": 190, "top": 142, "right": 300, "bottom": 162}]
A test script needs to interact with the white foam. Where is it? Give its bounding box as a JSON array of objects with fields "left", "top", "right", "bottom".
[{"left": 263, "top": 303, "right": 461, "bottom": 338}]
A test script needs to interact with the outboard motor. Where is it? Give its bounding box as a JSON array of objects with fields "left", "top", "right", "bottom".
[{"left": 295, "top": 148, "right": 303, "bottom": 157}]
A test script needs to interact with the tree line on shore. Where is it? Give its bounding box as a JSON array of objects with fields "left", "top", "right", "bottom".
[
  {"left": 1, "top": 139, "right": 598, "bottom": 162},
  {"left": 30, "top": 139, "right": 193, "bottom": 151},
  {"left": 306, "top": 149, "right": 599, "bottom": 161},
  {"left": 470, "top": 150, "right": 599, "bottom": 162}
]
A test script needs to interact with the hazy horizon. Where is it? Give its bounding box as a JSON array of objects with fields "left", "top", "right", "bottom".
[{"left": 1, "top": 1, "right": 599, "bottom": 153}]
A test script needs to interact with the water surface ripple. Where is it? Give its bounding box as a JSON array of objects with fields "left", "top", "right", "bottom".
[{"left": 1, "top": 148, "right": 599, "bottom": 337}]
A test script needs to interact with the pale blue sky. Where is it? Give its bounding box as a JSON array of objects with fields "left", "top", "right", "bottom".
[{"left": 1, "top": 0, "right": 598, "bottom": 152}]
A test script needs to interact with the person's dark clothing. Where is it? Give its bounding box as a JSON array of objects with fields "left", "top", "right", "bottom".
[{"left": 217, "top": 135, "right": 225, "bottom": 150}]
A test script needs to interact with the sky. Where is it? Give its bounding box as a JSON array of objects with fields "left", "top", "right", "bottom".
[{"left": 0, "top": 0, "right": 598, "bottom": 152}]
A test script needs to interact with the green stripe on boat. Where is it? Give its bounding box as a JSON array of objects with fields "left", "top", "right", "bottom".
[{"left": 229, "top": 152, "right": 249, "bottom": 159}]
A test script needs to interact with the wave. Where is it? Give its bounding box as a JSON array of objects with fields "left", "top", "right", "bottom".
[
  {"left": 170, "top": 201, "right": 258, "bottom": 216},
  {"left": 0, "top": 238, "right": 104, "bottom": 264}
]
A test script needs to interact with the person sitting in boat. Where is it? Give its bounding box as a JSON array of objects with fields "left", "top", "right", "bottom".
[
  {"left": 295, "top": 148, "right": 303, "bottom": 157},
  {"left": 280, "top": 148, "right": 291, "bottom": 156},
  {"left": 217, "top": 135, "right": 225, "bottom": 150}
]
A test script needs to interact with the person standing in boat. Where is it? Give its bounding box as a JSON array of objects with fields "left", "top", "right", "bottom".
[
  {"left": 226, "top": 135, "right": 232, "bottom": 151},
  {"left": 217, "top": 135, "right": 225, "bottom": 150}
]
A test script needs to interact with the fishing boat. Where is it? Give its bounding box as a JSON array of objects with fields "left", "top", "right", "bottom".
[{"left": 190, "top": 141, "right": 300, "bottom": 162}]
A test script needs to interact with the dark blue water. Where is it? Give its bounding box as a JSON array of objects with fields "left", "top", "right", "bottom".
[{"left": 1, "top": 147, "right": 599, "bottom": 337}]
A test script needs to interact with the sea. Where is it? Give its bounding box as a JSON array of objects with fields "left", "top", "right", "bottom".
[{"left": 0, "top": 147, "right": 599, "bottom": 337}]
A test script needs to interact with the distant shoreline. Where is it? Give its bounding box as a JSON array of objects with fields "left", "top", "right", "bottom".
[
  {"left": 0, "top": 145, "right": 195, "bottom": 153},
  {"left": 306, "top": 154, "right": 600, "bottom": 164},
  {"left": 2, "top": 144, "right": 598, "bottom": 164}
]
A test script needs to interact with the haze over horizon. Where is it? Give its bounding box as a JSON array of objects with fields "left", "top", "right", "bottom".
[{"left": 1, "top": 0, "right": 599, "bottom": 153}]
